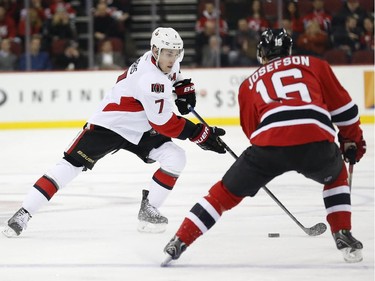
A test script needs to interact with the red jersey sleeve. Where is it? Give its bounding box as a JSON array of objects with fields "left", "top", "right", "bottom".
[{"left": 315, "top": 58, "right": 362, "bottom": 141}]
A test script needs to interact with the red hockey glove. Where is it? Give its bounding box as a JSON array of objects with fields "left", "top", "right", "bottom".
[
  {"left": 190, "top": 124, "right": 226, "bottom": 154},
  {"left": 338, "top": 134, "right": 367, "bottom": 164},
  {"left": 173, "top": 79, "right": 196, "bottom": 115}
]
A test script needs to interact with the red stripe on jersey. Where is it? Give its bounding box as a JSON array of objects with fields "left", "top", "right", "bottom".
[
  {"left": 150, "top": 114, "right": 186, "bottom": 138},
  {"left": 152, "top": 168, "right": 178, "bottom": 190},
  {"left": 116, "top": 69, "right": 128, "bottom": 83},
  {"left": 34, "top": 176, "right": 58, "bottom": 200},
  {"left": 103, "top": 97, "right": 144, "bottom": 112}
]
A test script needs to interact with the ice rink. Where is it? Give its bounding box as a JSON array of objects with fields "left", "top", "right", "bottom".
[{"left": 0, "top": 125, "right": 373, "bottom": 281}]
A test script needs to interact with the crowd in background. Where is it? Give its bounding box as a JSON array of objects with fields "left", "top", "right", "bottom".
[
  {"left": 0, "top": 0, "right": 373, "bottom": 71},
  {"left": 196, "top": 0, "right": 374, "bottom": 67},
  {"left": 0, "top": 0, "right": 130, "bottom": 71}
]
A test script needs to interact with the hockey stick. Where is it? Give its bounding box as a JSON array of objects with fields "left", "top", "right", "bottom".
[
  {"left": 189, "top": 105, "right": 327, "bottom": 236},
  {"left": 345, "top": 145, "right": 357, "bottom": 190}
]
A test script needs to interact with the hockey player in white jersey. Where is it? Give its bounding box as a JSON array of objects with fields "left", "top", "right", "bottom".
[{"left": 2, "top": 27, "right": 226, "bottom": 236}]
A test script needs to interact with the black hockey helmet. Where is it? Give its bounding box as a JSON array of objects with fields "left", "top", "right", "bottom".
[{"left": 256, "top": 28, "right": 293, "bottom": 64}]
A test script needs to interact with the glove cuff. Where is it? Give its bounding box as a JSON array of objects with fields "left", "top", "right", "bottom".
[{"left": 189, "top": 124, "right": 210, "bottom": 143}]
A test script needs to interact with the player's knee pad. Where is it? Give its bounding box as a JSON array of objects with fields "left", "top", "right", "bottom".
[
  {"left": 45, "top": 158, "right": 83, "bottom": 190},
  {"left": 149, "top": 142, "right": 186, "bottom": 175}
]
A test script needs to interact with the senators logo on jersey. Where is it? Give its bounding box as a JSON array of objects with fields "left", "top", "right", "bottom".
[{"left": 151, "top": 83, "right": 165, "bottom": 93}]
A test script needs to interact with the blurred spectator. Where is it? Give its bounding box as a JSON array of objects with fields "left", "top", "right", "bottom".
[
  {"left": 195, "top": 20, "right": 230, "bottom": 66},
  {"left": 332, "top": 15, "right": 362, "bottom": 55},
  {"left": 94, "top": 39, "right": 125, "bottom": 70},
  {"left": 96, "top": 0, "right": 131, "bottom": 33},
  {"left": 229, "top": 18, "right": 259, "bottom": 66},
  {"left": 332, "top": 0, "right": 367, "bottom": 30},
  {"left": 53, "top": 40, "right": 87, "bottom": 70},
  {"left": 302, "top": 0, "right": 332, "bottom": 33},
  {"left": 93, "top": 1, "right": 122, "bottom": 43},
  {"left": 0, "top": 0, "right": 23, "bottom": 24},
  {"left": 360, "top": 16, "right": 374, "bottom": 50},
  {"left": 45, "top": 5, "right": 76, "bottom": 42},
  {"left": 95, "top": 0, "right": 135, "bottom": 63},
  {"left": 296, "top": 20, "right": 329, "bottom": 57},
  {"left": 201, "top": 35, "right": 229, "bottom": 67},
  {"left": 276, "top": 0, "right": 304, "bottom": 34},
  {"left": 0, "top": 6, "right": 17, "bottom": 40},
  {"left": 0, "top": 37, "right": 17, "bottom": 71},
  {"left": 18, "top": 34, "right": 52, "bottom": 70},
  {"left": 246, "top": 0, "right": 269, "bottom": 33},
  {"left": 195, "top": 1, "right": 228, "bottom": 36},
  {"left": 46, "top": 0, "right": 76, "bottom": 19},
  {"left": 30, "top": 0, "right": 49, "bottom": 20},
  {"left": 18, "top": 8, "right": 43, "bottom": 41}
]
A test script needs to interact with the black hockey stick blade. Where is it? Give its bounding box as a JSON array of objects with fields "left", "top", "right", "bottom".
[{"left": 304, "top": 222, "right": 327, "bottom": 236}]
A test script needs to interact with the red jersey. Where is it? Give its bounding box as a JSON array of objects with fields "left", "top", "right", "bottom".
[{"left": 238, "top": 55, "right": 361, "bottom": 147}]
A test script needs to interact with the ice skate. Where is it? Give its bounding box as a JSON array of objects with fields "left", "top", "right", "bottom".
[
  {"left": 161, "top": 236, "right": 187, "bottom": 266},
  {"left": 2, "top": 208, "right": 32, "bottom": 238},
  {"left": 333, "top": 230, "right": 363, "bottom": 263},
  {"left": 137, "top": 190, "right": 168, "bottom": 233}
]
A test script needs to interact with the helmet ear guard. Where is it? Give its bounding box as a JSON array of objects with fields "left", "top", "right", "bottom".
[{"left": 256, "top": 28, "right": 293, "bottom": 64}]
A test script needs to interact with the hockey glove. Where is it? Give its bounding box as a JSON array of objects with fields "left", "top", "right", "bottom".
[
  {"left": 338, "top": 134, "right": 367, "bottom": 164},
  {"left": 190, "top": 123, "right": 226, "bottom": 154},
  {"left": 173, "top": 79, "right": 196, "bottom": 115}
]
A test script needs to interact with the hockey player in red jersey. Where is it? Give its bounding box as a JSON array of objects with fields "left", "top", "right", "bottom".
[
  {"left": 163, "top": 28, "right": 366, "bottom": 264},
  {"left": 2, "top": 27, "right": 226, "bottom": 236}
]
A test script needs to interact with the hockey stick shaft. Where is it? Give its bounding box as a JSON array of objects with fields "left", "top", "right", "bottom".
[
  {"left": 348, "top": 164, "right": 354, "bottom": 190},
  {"left": 189, "top": 106, "right": 326, "bottom": 236},
  {"left": 345, "top": 145, "right": 356, "bottom": 190}
]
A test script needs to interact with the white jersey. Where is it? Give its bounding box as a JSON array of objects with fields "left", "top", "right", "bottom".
[{"left": 88, "top": 51, "right": 182, "bottom": 144}]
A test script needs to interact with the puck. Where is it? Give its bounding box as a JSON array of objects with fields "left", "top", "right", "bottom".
[{"left": 268, "top": 233, "right": 280, "bottom": 238}]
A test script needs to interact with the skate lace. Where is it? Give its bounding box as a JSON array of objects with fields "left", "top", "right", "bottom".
[{"left": 145, "top": 203, "right": 161, "bottom": 218}]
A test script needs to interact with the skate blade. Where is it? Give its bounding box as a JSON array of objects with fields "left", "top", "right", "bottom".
[
  {"left": 2, "top": 226, "right": 18, "bottom": 238},
  {"left": 160, "top": 255, "right": 173, "bottom": 267},
  {"left": 137, "top": 221, "right": 167, "bottom": 233},
  {"left": 341, "top": 248, "right": 363, "bottom": 263}
]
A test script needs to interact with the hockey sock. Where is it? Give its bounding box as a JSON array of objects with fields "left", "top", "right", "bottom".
[
  {"left": 176, "top": 181, "right": 243, "bottom": 245},
  {"left": 22, "top": 185, "right": 49, "bottom": 215},
  {"left": 147, "top": 168, "right": 178, "bottom": 208},
  {"left": 323, "top": 164, "right": 351, "bottom": 233},
  {"left": 22, "top": 159, "right": 83, "bottom": 215}
]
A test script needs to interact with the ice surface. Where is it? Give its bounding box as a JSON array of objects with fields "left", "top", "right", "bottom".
[{"left": 0, "top": 125, "right": 373, "bottom": 281}]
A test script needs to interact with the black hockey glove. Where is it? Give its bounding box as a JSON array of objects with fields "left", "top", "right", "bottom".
[
  {"left": 173, "top": 79, "right": 196, "bottom": 115},
  {"left": 338, "top": 134, "right": 366, "bottom": 164},
  {"left": 189, "top": 123, "right": 226, "bottom": 154}
]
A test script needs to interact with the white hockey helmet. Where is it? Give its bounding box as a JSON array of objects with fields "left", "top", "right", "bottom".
[{"left": 150, "top": 27, "right": 184, "bottom": 62}]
